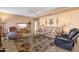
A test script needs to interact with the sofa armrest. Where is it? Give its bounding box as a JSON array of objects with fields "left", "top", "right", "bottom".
[
  {"left": 56, "top": 33, "right": 68, "bottom": 38},
  {"left": 61, "top": 34, "right": 68, "bottom": 38},
  {"left": 56, "top": 37, "right": 73, "bottom": 43}
]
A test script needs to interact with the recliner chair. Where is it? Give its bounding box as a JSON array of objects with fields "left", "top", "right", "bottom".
[{"left": 54, "top": 28, "right": 79, "bottom": 50}]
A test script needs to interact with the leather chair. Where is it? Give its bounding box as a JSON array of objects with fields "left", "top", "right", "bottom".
[{"left": 54, "top": 28, "right": 79, "bottom": 50}]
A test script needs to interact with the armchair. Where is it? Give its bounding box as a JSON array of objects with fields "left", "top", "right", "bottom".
[
  {"left": 54, "top": 28, "right": 79, "bottom": 50},
  {"left": 7, "top": 32, "right": 17, "bottom": 40},
  {"left": 7, "top": 27, "right": 17, "bottom": 40}
]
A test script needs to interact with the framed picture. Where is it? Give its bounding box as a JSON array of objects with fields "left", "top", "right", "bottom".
[{"left": 46, "top": 16, "right": 57, "bottom": 27}]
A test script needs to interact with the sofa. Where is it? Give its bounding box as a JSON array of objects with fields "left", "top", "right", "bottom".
[{"left": 54, "top": 28, "right": 79, "bottom": 50}]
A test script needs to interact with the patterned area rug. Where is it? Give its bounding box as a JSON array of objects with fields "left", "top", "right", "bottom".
[{"left": 14, "top": 34, "right": 54, "bottom": 52}]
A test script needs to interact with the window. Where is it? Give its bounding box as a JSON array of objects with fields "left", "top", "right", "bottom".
[{"left": 17, "top": 23, "right": 27, "bottom": 29}]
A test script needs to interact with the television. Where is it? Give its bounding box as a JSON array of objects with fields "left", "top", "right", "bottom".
[{"left": 17, "top": 23, "right": 27, "bottom": 29}]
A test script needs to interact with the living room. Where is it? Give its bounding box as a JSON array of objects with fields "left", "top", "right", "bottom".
[{"left": 0, "top": 7, "right": 79, "bottom": 52}]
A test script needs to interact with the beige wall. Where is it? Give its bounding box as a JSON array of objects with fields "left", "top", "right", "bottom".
[
  {"left": 39, "top": 8, "right": 79, "bottom": 32},
  {"left": 0, "top": 13, "right": 35, "bottom": 32},
  {"left": 0, "top": 8, "right": 79, "bottom": 33}
]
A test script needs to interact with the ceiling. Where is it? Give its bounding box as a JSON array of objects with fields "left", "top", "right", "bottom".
[{"left": 0, "top": 7, "right": 57, "bottom": 17}]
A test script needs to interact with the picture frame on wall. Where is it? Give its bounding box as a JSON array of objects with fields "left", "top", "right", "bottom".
[{"left": 46, "top": 16, "right": 57, "bottom": 27}]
